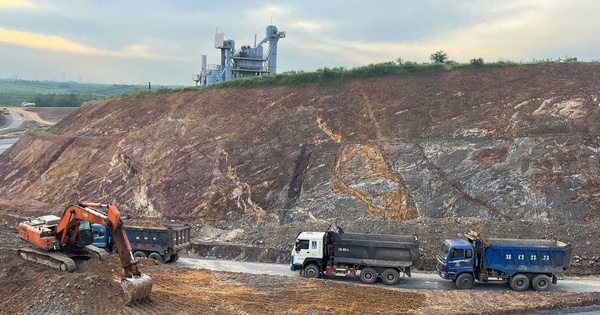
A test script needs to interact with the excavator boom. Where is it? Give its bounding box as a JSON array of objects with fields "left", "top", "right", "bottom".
[
  {"left": 78, "top": 203, "right": 153, "bottom": 305},
  {"left": 18, "top": 202, "right": 153, "bottom": 305}
]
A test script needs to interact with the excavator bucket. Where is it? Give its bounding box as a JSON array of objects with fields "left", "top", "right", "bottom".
[{"left": 122, "top": 274, "right": 153, "bottom": 306}]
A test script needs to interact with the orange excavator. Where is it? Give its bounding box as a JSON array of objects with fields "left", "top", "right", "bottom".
[{"left": 17, "top": 202, "right": 153, "bottom": 305}]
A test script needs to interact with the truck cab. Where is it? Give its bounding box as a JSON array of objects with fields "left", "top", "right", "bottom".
[
  {"left": 290, "top": 232, "right": 325, "bottom": 272},
  {"left": 437, "top": 239, "right": 475, "bottom": 282},
  {"left": 92, "top": 223, "right": 113, "bottom": 252}
]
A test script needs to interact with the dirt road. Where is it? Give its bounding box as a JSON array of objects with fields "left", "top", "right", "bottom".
[
  {"left": 175, "top": 256, "right": 600, "bottom": 293},
  {"left": 0, "top": 138, "right": 17, "bottom": 154},
  {"left": 0, "top": 107, "right": 76, "bottom": 151},
  {"left": 7, "top": 108, "right": 56, "bottom": 126}
]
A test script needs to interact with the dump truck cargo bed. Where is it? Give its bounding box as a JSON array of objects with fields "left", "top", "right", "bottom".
[
  {"left": 125, "top": 223, "right": 191, "bottom": 253},
  {"left": 331, "top": 232, "right": 420, "bottom": 268},
  {"left": 483, "top": 238, "right": 571, "bottom": 275}
]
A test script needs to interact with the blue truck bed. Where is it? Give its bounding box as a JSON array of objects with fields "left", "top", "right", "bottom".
[{"left": 483, "top": 238, "right": 571, "bottom": 276}]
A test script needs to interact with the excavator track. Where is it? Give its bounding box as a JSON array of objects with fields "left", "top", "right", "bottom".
[
  {"left": 84, "top": 244, "right": 109, "bottom": 260},
  {"left": 17, "top": 247, "right": 77, "bottom": 272}
]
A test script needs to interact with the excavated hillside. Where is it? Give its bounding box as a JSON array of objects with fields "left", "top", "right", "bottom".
[{"left": 1, "top": 63, "right": 600, "bottom": 270}]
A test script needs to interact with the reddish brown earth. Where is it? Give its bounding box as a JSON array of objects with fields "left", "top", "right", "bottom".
[
  {"left": 1, "top": 224, "right": 600, "bottom": 315},
  {"left": 1, "top": 63, "right": 600, "bottom": 313},
  {"left": 4, "top": 229, "right": 600, "bottom": 314}
]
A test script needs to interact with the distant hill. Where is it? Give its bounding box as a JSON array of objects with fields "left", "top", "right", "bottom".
[{"left": 0, "top": 79, "right": 177, "bottom": 107}]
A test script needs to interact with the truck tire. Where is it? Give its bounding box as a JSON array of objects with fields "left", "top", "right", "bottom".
[
  {"left": 303, "top": 264, "right": 320, "bottom": 279},
  {"left": 133, "top": 251, "right": 147, "bottom": 260},
  {"left": 148, "top": 252, "right": 164, "bottom": 264},
  {"left": 360, "top": 267, "right": 377, "bottom": 284},
  {"left": 510, "top": 274, "right": 530, "bottom": 291},
  {"left": 532, "top": 274, "right": 551, "bottom": 291},
  {"left": 381, "top": 269, "right": 399, "bottom": 285},
  {"left": 455, "top": 273, "right": 474, "bottom": 289},
  {"left": 167, "top": 254, "right": 179, "bottom": 263}
]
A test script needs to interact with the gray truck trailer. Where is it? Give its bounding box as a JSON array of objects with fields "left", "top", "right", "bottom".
[{"left": 291, "top": 223, "right": 420, "bottom": 285}]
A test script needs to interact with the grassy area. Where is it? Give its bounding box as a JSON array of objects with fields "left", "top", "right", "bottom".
[
  {"left": 4, "top": 57, "right": 587, "bottom": 104},
  {"left": 93, "top": 58, "right": 590, "bottom": 100},
  {"left": 215, "top": 58, "right": 585, "bottom": 89}
]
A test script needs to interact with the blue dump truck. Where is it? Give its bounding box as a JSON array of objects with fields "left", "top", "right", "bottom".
[
  {"left": 291, "top": 223, "right": 420, "bottom": 285},
  {"left": 92, "top": 222, "right": 191, "bottom": 264},
  {"left": 437, "top": 231, "right": 571, "bottom": 291}
]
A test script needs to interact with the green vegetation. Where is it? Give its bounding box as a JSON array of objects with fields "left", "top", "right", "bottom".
[
  {"left": 71, "top": 54, "right": 586, "bottom": 97},
  {"left": 470, "top": 58, "right": 485, "bottom": 66},
  {"left": 430, "top": 50, "right": 449, "bottom": 63},
  {"left": 0, "top": 79, "right": 149, "bottom": 107},
  {"left": 213, "top": 56, "right": 586, "bottom": 89}
]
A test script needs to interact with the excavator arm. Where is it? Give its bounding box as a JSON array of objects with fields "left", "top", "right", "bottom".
[
  {"left": 56, "top": 204, "right": 116, "bottom": 246},
  {"left": 55, "top": 202, "right": 152, "bottom": 305}
]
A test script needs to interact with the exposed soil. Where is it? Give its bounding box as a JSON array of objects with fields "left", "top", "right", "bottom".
[
  {"left": 124, "top": 219, "right": 166, "bottom": 227},
  {"left": 2, "top": 65, "right": 600, "bottom": 314},
  {"left": 1, "top": 224, "right": 600, "bottom": 315},
  {"left": 0, "top": 107, "right": 77, "bottom": 139},
  {"left": 11, "top": 107, "right": 77, "bottom": 125}
]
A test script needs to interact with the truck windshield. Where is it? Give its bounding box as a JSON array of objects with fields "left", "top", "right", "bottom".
[{"left": 438, "top": 242, "right": 450, "bottom": 262}]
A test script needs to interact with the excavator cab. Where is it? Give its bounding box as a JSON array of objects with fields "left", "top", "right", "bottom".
[{"left": 71, "top": 220, "right": 94, "bottom": 248}]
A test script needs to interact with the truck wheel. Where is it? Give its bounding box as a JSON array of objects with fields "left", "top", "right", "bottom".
[
  {"left": 148, "top": 252, "right": 164, "bottom": 264},
  {"left": 167, "top": 254, "right": 179, "bottom": 263},
  {"left": 133, "top": 251, "right": 147, "bottom": 260},
  {"left": 360, "top": 267, "right": 378, "bottom": 284},
  {"left": 455, "top": 273, "right": 474, "bottom": 289},
  {"left": 303, "top": 264, "right": 320, "bottom": 278},
  {"left": 381, "top": 269, "right": 399, "bottom": 285},
  {"left": 532, "top": 274, "right": 551, "bottom": 291},
  {"left": 510, "top": 274, "right": 530, "bottom": 291}
]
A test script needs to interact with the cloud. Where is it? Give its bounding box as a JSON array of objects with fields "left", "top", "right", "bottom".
[
  {"left": 0, "top": 27, "right": 176, "bottom": 60},
  {"left": 284, "top": 0, "right": 600, "bottom": 68},
  {"left": 428, "top": 2, "right": 600, "bottom": 61},
  {"left": 290, "top": 21, "right": 326, "bottom": 33},
  {"left": 0, "top": 0, "right": 35, "bottom": 9},
  {"left": 244, "top": 4, "right": 290, "bottom": 24}
]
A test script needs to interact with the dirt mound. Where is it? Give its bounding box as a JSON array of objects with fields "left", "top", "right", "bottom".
[
  {"left": 0, "top": 239, "right": 125, "bottom": 314},
  {"left": 1, "top": 63, "right": 600, "bottom": 272},
  {"left": 125, "top": 219, "right": 165, "bottom": 227},
  {"left": 1, "top": 64, "right": 600, "bottom": 313},
  {"left": 1, "top": 64, "right": 599, "bottom": 225},
  {"left": 22, "top": 107, "right": 78, "bottom": 124}
]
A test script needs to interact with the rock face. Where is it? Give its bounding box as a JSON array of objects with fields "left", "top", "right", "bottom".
[{"left": 0, "top": 63, "right": 599, "bottom": 231}]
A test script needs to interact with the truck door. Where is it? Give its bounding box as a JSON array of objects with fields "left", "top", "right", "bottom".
[
  {"left": 294, "top": 239, "right": 311, "bottom": 265},
  {"left": 294, "top": 238, "right": 323, "bottom": 262},
  {"left": 448, "top": 247, "right": 474, "bottom": 274}
]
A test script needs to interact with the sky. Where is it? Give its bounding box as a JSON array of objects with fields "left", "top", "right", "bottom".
[{"left": 1, "top": 0, "right": 599, "bottom": 86}]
